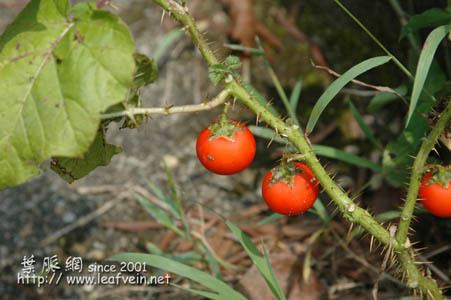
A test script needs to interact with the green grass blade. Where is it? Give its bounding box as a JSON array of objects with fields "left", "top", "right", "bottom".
[
  {"left": 400, "top": 8, "right": 451, "bottom": 39},
  {"left": 289, "top": 79, "right": 303, "bottom": 112},
  {"left": 250, "top": 126, "right": 382, "bottom": 172},
  {"left": 257, "top": 213, "right": 284, "bottom": 226},
  {"left": 173, "top": 252, "right": 203, "bottom": 264},
  {"left": 312, "top": 145, "right": 382, "bottom": 173},
  {"left": 172, "top": 284, "right": 233, "bottom": 300},
  {"left": 333, "top": 0, "right": 412, "bottom": 78},
  {"left": 135, "top": 194, "right": 185, "bottom": 238},
  {"left": 147, "top": 181, "right": 181, "bottom": 219},
  {"left": 368, "top": 85, "right": 407, "bottom": 112},
  {"left": 248, "top": 125, "right": 288, "bottom": 144},
  {"left": 145, "top": 242, "right": 164, "bottom": 255},
  {"left": 255, "top": 37, "right": 298, "bottom": 125},
  {"left": 164, "top": 165, "right": 191, "bottom": 235},
  {"left": 306, "top": 56, "right": 391, "bottom": 134},
  {"left": 311, "top": 197, "right": 331, "bottom": 223},
  {"left": 349, "top": 101, "right": 380, "bottom": 148},
  {"left": 110, "top": 253, "right": 246, "bottom": 300},
  {"left": 203, "top": 246, "right": 222, "bottom": 278},
  {"left": 406, "top": 24, "right": 451, "bottom": 127},
  {"left": 223, "top": 43, "right": 264, "bottom": 55},
  {"left": 153, "top": 29, "right": 184, "bottom": 63},
  {"left": 146, "top": 242, "right": 202, "bottom": 264},
  {"left": 226, "top": 221, "right": 286, "bottom": 300},
  {"left": 261, "top": 243, "right": 285, "bottom": 300}
]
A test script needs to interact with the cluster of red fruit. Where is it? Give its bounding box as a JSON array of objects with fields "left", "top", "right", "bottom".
[
  {"left": 196, "top": 119, "right": 319, "bottom": 216},
  {"left": 196, "top": 119, "right": 451, "bottom": 218}
]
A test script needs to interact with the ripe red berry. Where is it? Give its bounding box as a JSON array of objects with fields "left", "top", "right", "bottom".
[
  {"left": 196, "top": 121, "right": 256, "bottom": 175},
  {"left": 262, "top": 162, "right": 319, "bottom": 216}
]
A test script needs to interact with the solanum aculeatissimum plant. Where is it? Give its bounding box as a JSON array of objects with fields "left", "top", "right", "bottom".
[{"left": 0, "top": 0, "right": 450, "bottom": 299}]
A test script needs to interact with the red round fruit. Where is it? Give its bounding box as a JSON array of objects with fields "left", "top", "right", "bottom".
[
  {"left": 196, "top": 122, "right": 256, "bottom": 175},
  {"left": 419, "top": 172, "right": 451, "bottom": 218},
  {"left": 262, "top": 162, "right": 319, "bottom": 216}
]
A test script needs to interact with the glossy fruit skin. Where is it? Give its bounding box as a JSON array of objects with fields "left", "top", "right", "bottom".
[
  {"left": 262, "top": 163, "right": 319, "bottom": 216},
  {"left": 419, "top": 172, "right": 451, "bottom": 218},
  {"left": 196, "top": 122, "right": 256, "bottom": 175}
]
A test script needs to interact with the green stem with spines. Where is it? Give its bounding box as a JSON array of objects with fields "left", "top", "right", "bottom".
[
  {"left": 396, "top": 100, "right": 451, "bottom": 244},
  {"left": 152, "top": 0, "right": 445, "bottom": 298}
]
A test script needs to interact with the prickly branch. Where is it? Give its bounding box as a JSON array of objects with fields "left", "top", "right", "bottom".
[
  {"left": 396, "top": 100, "right": 451, "bottom": 244},
  {"left": 152, "top": 0, "right": 446, "bottom": 298}
]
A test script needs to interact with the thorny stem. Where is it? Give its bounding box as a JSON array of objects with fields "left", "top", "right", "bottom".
[
  {"left": 152, "top": 0, "right": 445, "bottom": 298},
  {"left": 396, "top": 100, "right": 451, "bottom": 244},
  {"left": 230, "top": 80, "right": 393, "bottom": 244},
  {"left": 153, "top": 0, "right": 219, "bottom": 66}
]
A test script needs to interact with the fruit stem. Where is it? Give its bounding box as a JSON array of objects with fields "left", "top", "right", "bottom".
[{"left": 219, "top": 102, "right": 231, "bottom": 126}]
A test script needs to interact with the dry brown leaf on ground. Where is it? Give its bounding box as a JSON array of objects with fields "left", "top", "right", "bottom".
[
  {"left": 238, "top": 203, "right": 269, "bottom": 219},
  {"left": 174, "top": 239, "right": 194, "bottom": 252},
  {"left": 223, "top": 0, "right": 256, "bottom": 48},
  {"left": 158, "top": 230, "right": 177, "bottom": 250},
  {"left": 96, "top": 0, "right": 111, "bottom": 8},
  {"left": 240, "top": 251, "right": 324, "bottom": 300},
  {"left": 255, "top": 21, "right": 284, "bottom": 50},
  {"left": 281, "top": 224, "right": 318, "bottom": 240},
  {"left": 0, "top": 0, "right": 27, "bottom": 9},
  {"left": 242, "top": 223, "right": 278, "bottom": 237},
  {"left": 222, "top": 0, "right": 283, "bottom": 52}
]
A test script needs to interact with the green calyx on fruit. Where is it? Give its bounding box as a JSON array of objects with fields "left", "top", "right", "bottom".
[
  {"left": 424, "top": 165, "right": 451, "bottom": 188},
  {"left": 207, "top": 103, "right": 244, "bottom": 140},
  {"left": 269, "top": 160, "right": 309, "bottom": 188}
]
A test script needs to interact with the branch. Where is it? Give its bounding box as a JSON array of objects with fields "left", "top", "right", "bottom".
[
  {"left": 100, "top": 89, "right": 230, "bottom": 120},
  {"left": 396, "top": 100, "right": 451, "bottom": 244},
  {"left": 154, "top": 0, "right": 392, "bottom": 253},
  {"left": 229, "top": 80, "right": 392, "bottom": 244},
  {"left": 151, "top": 0, "right": 444, "bottom": 298}
]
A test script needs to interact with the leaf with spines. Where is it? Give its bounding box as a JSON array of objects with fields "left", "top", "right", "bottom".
[{"left": 0, "top": 1, "right": 136, "bottom": 189}]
